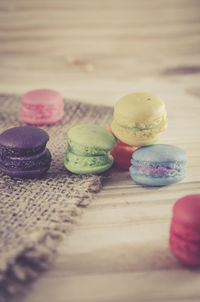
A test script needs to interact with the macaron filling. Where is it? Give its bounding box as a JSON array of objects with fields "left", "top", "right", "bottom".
[
  {"left": 0, "top": 144, "right": 46, "bottom": 158},
  {"left": 111, "top": 117, "right": 167, "bottom": 146},
  {"left": 68, "top": 139, "right": 108, "bottom": 156},
  {"left": 0, "top": 149, "right": 51, "bottom": 171},
  {"left": 113, "top": 116, "right": 167, "bottom": 133},
  {"left": 122, "top": 125, "right": 154, "bottom": 131},
  {"left": 131, "top": 160, "right": 186, "bottom": 178},
  {"left": 21, "top": 103, "right": 64, "bottom": 115},
  {"left": 65, "top": 151, "right": 113, "bottom": 168},
  {"left": 116, "top": 117, "right": 165, "bottom": 131}
]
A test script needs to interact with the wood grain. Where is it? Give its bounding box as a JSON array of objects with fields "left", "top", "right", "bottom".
[{"left": 0, "top": 0, "right": 200, "bottom": 301}]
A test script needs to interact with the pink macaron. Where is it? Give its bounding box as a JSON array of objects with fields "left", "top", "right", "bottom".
[
  {"left": 20, "top": 89, "right": 64, "bottom": 125},
  {"left": 169, "top": 194, "right": 200, "bottom": 267}
]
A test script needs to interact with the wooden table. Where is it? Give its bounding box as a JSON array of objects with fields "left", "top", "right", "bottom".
[{"left": 0, "top": 0, "right": 200, "bottom": 301}]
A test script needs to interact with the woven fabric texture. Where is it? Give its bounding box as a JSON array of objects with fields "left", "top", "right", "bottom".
[{"left": 0, "top": 94, "right": 112, "bottom": 301}]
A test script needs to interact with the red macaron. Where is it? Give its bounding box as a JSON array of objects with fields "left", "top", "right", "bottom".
[
  {"left": 108, "top": 128, "right": 138, "bottom": 170},
  {"left": 169, "top": 194, "right": 200, "bottom": 267}
]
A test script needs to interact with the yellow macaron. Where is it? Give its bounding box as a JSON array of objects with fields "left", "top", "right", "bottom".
[{"left": 111, "top": 92, "right": 167, "bottom": 146}]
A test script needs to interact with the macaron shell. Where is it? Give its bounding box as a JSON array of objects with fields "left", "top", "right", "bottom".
[
  {"left": 129, "top": 165, "right": 186, "bottom": 186},
  {"left": 172, "top": 194, "right": 200, "bottom": 229},
  {"left": 0, "top": 164, "right": 51, "bottom": 179},
  {"left": 64, "top": 153, "right": 114, "bottom": 174},
  {"left": 21, "top": 89, "right": 63, "bottom": 106},
  {"left": 0, "top": 126, "right": 49, "bottom": 150},
  {"left": 132, "top": 144, "right": 188, "bottom": 162},
  {"left": 170, "top": 195, "right": 200, "bottom": 242},
  {"left": 170, "top": 232, "right": 200, "bottom": 266},
  {"left": 68, "top": 124, "right": 117, "bottom": 152},
  {"left": 113, "top": 92, "right": 167, "bottom": 128}
]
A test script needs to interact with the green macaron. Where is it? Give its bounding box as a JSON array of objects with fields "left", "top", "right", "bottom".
[{"left": 64, "top": 124, "right": 117, "bottom": 174}]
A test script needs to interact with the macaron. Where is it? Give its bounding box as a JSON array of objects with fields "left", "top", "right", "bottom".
[
  {"left": 64, "top": 124, "right": 117, "bottom": 174},
  {"left": 20, "top": 89, "right": 64, "bottom": 125},
  {"left": 108, "top": 127, "right": 139, "bottom": 170},
  {"left": 129, "top": 144, "right": 188, "bottom": 186},
  {"left": 111, "top": 92, "right": 167, "bottom": 146},
  {"left": 0, "top": 126, "right": 51, "bottom": 178},
  {"left": 169, "top": 194, "right": 200, "bottom": 266}
]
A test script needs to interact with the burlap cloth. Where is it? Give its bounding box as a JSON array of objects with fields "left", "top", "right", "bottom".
[{"left": 0, "top": 94, "right": 112, "bottom": 301}]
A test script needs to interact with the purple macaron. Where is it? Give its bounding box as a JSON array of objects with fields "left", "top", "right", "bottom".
[{"left": 0, "top": 126, "right": 51, "bottom": 178}]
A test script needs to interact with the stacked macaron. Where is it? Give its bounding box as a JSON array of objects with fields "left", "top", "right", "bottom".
[
  {"left": 0, "top": 126, "right": 51, "bottom": 178},
  {"left": 64, "top": 124, "right": 117, "bottom": 174},
  {"left": 110, "top": 92, "right": 188, "bottom": 186},
  {"left": 169, "top": 194, "right": 200, "bottom": 267},
  {"left": 110, "top": 92, "right": 168, "bottom": 171},
  {"left": 0, "top": 87, "right": 65, "bottom": 179}
]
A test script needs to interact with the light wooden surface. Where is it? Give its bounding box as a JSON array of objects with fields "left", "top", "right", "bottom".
[{"left": 0, "top": 0, "right": 200, "bottom": 301}]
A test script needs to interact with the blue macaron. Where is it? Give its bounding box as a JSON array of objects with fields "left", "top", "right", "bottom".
[{"left": 129, "top": 144, "right": 188, "bottom": 186}]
